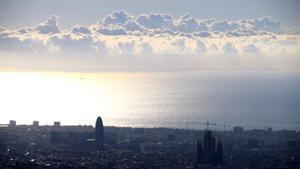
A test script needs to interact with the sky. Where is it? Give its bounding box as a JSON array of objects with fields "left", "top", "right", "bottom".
[
  {"left": 1, "top": 0, "right": 300, "bottom": 29},
  {"left": 0, "top": 0, "right": 300, "bottom": 71},
  {"left": 0, "top": 0, "right": 300, "bottom": 127}
]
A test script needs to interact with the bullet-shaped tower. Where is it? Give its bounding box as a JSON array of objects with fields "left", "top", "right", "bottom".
[{"left": 95, "top": 116, "right": 104, "bottom": 150}]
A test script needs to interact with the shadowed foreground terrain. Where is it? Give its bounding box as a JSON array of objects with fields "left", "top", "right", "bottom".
[{"left": 0, "top": 122, "right": 299, "bottom": 169}]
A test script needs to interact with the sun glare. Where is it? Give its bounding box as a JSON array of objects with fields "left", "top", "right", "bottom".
[{"left": 0, "top": 72, "right": 130, "bottom": 125}]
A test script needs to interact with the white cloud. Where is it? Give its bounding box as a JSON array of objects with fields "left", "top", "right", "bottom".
[
  {"left": 49, "top": 33, "right": 101, "bottom": 53},
  {"left": 137, "top": 13, "right": 173, "bottom": 29},
  {"left": 101, "top": 10, "right": 132, "bottom": 26},
  {"left": 195, "top": 40, "right": 207, "bottom": 53},
  {"left": 212, "top": 20, "right": 240, "bottom": 32},
  {"left": 117, "top": 41, "right": 135, "bottom": 54},
  {"left": 173, "top": 14, "right": 208, "bottom": 33},
  {"left": 96, "top": 25, "right": 127, "bottom": 35},
  {"left": 223, "top": 42, "right": 237, "bottom": 54},
  {"left": 243, "top": 44, "right": 260, "bottom": 54},
  {"left": 140, "top": 42, "right": 153, "bottom": 54},
  {"left": 0, "top": 29, "right": 47, "bottom": 52},
  {"left": 0, "top": 11, "right": 299, "bottom": 71},
  {"left": 193, "top": 31, "right": 211, "bottom": 38},
  {"left": 0, "top": 26, "right": 6, "bottom": 32},
  {"left": 72, "top": 25, "right": 92, "bottom": 35},
  {"left": 34, "top": 15, "right": 60, "bottom": 34},
  {"left": 280, "top": 27, "right": 300, "bottom": 35},
  {"left": 250, "top": 17, "right": 280, "bottom": 33},
  {"left": 89, "top": 11, "right": 284, "bottom": 37}
]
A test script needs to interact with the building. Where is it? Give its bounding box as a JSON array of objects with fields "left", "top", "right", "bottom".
[
  {"left": 267, "top": 127, "right": 273, "bottom": 132},
  {"left": 167, "top": 134, "right": 176, "bottom": 142},
  {"left": 50, "top": 131, "right": 94, "bottom": 149},
  {"left": 248, "top": 139, "right": 260, "bottom": 148},
  {"left": 197, "top": 140, "right": 203, "bottom": 164},
  {"left": 216, "top": 139, "right": 223, "bottom": 163},
  {"left": 50, "top": 131, "right": 66, "bottom": 144},
  {"left": 8, "top": 120, "right": 16, "bottom": 127},
  {"left": 33, "top": 121, "right": 39, "bottom": 127},
  {"left": 54, "top": 121, "right": 61, "bottom": 127},
  {"left": 95, "top": 116, "right": 104, "bottom": 150},
  {"left": 233, "top": 126, "right": 244, "bottom": 134},
  {"left": 197, "top": 130, "right": 223, "bottom": 165}
]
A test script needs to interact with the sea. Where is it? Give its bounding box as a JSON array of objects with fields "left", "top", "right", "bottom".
[{"left": 0, "top": 71, "right": 299, "bottom": 130}]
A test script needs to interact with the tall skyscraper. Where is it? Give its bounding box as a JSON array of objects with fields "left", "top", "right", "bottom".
[{"left": 95, "top": 116, "right": 104, "bottom": 150}]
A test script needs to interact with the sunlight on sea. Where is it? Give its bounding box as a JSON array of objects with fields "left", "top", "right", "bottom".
[{"left": 0, "top": 71, "right": 299, "bottom": 130}]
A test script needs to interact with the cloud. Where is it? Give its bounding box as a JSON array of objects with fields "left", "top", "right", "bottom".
[
  {"left": 123, "top": 20, "right": 145, "bottom": 32},
  {"left": 49, "top": 33, "right": 104, "bottom": 53},
  {"left": 89, "top": 11, "right": 284, "bottom": 37},
  {"left": 173, "top": 14, "right": 208, "bottom": 33},
  {"left": 0, "top": 29, "right": 47, "bottom": 52},
  {"left": 140, "top": 42, "right": 153, "bottom": 54},
  {"left": 137, "top": 13, "right": 173, "bottom": 29},
  {"left": 34, "top": 15, "right": 60, "bottom": 34},
  {"left": 243, "top": 44, "right": 260, "bottom": 54},
  {"left": 226, "top": 29, "right": 257, "bottom": 37},
  {"left": 0, "top": 11, "right": 299, "bottom": 71},
  {"left": 223, "top": 42, "right": 237, "bottom": 54},
  {"left": 193, "top": 31, "right": 211, "bottom": 38},
  {"left": 0, "top": 26, "right": 5, "bottom": 32},
  {"left": 212, "top": 20, "right": 240, "bottom": 32},
  {"left": 96, "top": 25, "right": 127, "bottom": 35},
  {"left": 101, "top": 10, "right": 132, "bottom": 26},
  {"left": 250, "top": 17, "right": 280, "bottom": 33},
  {"left": 280, "top": 27, "right": 300, "bottom": 35},
  {"left": 210, "top": 16, "right": 281, "bottom": 34},
  {"left": 72, "top": 25, "right": 92, "bottom": 34},
  {"left": 117, "top": 41, "right": 135, "bottom": 54},
  {"left": 195, "top": 40, "right": 207, "bottom": 53}
]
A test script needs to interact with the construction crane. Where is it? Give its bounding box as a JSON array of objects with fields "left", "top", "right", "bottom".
[
  {"left": 186, "top": 121, "right": 217, "bottom": 130},
  {"left": 186, "top": 121, "right": 231, "bottom": 131},
  {"left": 220, "top": 124, "right": 231, "bottom": 132}
]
